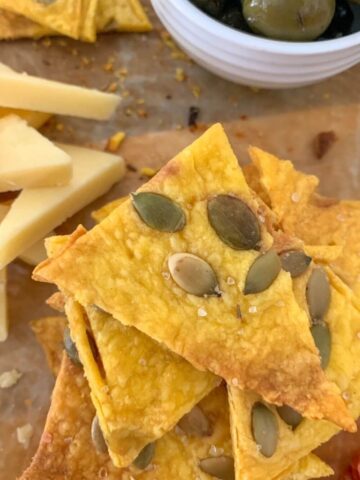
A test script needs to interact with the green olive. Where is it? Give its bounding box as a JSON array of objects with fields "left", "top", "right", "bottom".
[{"left": 243, "top": 0, "right": 336, "bottom": 41}]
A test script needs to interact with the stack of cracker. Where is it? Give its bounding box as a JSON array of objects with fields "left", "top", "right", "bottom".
[{"left": 23, "top": 124, "right": 360, "bottom": 480}]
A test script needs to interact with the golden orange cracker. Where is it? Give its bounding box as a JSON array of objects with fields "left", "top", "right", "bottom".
[
  {"left": 27, "top": 307, "right": 331, "bottom": 480},
  {"left": 0, "top": 0, "right": 83, "bottom": 39},
  {"left": 34, "top": 124, "right": 354, "bottom": 430},
  {"left": 228, "top": 265, "right": 360, "bottom": 480},
  {"left": 31, "top": 316, "right": 67, "bottom": 376},
  {"left": 96, "top": 0, "right": 152, "bottom": 33},
  {"left": 79, "top": 0, "right": 98, "bottom": 42},
  {"left": 46, "top": 292, "right": 66, "bottom": 313},
  {"left": 247, "top": 147, "right": 360, "bottom": 297},
  {"left": 0, "top": 8, "right": 52, "bottom": 39},
  {"left": 64, "top": 296, "right": 219, "bottom": 468}
]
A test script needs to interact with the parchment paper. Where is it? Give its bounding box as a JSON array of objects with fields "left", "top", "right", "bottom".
[{"left": 0, "top": 2, "right": 359, "bottom": 479}]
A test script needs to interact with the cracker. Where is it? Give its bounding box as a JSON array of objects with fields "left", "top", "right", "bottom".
[
  {"left": 246, "top": 146, "right": 360, "bottom": 297},
  {"left": 0, "top": 0, "right": 83, "bottom": 39},
  {"left": 96, "top": 0, "right": 152, "bottom": 33},
  {"left": 34, "top": 123, "right": 354, "bottom": 430}
]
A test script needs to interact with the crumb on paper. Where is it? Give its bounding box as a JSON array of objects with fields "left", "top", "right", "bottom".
[
  {"left": 160, "top": 30, "right": 190, "bottom": 61},
  {"left": 191, "top": 85, "right": 201, "bottom": 99},
  {"left": 188, "top": 106, "right": 200, "bottom": 128},
  {"left": 175, "top": 67, "right": 186, "bottom": 82},
  {"left": 137, "top": 108, "right": 148, "bottom": 118},
  {"left": 106, "top": 131, "right": 126, "bottom": 153},
  {"left": 103, "top": 57, "right": 115, "bottom": 72},
  {"left": 55, "top": 122, "right": 64, "bottom": 132},
  {"left": 313, "top": 131, "right": 337, "bottom": 159},
  {"left": 0, "top": 369, "right": 22, "bottom": 389},
  {"left": 17, "top": 424, "right": 33, "bottom": 449},
  {"left": 107, "top": 82, "right": 118, "bottom": 93},
  {"left": 140, "top": 167, "right": 157, "bottom": 178}
]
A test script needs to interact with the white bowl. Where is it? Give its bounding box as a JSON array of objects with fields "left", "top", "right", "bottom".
[{"left": 151, "top": 0, "right": 360, "bottom": 89}]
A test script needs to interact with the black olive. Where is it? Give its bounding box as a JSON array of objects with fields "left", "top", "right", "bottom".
[
  {"left": 220, "top": 4, "right": 251, "bottom": 31},
  {"left": 322, "top": 0, "right": 354, "bottom": 38},
  {"left": 190, "top": 0, "right": 226, "bottom": 18}
]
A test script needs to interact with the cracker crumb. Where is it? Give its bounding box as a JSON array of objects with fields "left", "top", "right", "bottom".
[
  {"left": 107, "top": 82, "right": 118, "bottom": 93},
  {"left": 231, "top": 378, "right": 239, "bottom": 387},
  {"left": 198, "top": 307, "right": 207, "bottom": 317},
  {"left": 162, "top": 272, "right": 170, "bottom": 280},
  {"left": 140, "top": 167, "right": 157, "bottom": 178},
  {"left": 191, "top": 85, "right": 201, "bottom": 98},
  {"left": 106, "top": 131, "right": 126, "bottom": 152},
  {"left": 0, "top": 369, "right": 22, "bottom": 389},
  {"left": 258, "top": 214, "right": 265, "bottom": 223},
  {"left": 55, "top": 122, "right": 64, "bottom": 132},
  {"left": 209, "top": 444, "right": 218, "bottom": 456},
  {"left": 227, "top": 276, "right": 235, "bottom": 285},
  {"left": 175, "top": 67, "right": 186, "bottom": 82},
  {"left": 291, "top": 192, "right": 301, "bottom": 203},
  {"left": 248, "top": 305, "right": 257, "bottom": 314},
  {"left": 137, "top": 108, "right": 148, "bottom": 118},
  {"left": 17, "top": 423, "right": 33, "bottom": 448}
]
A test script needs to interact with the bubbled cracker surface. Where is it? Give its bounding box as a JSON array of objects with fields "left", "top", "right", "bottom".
[
  {"left": 65, "top": 298, "right": 218, "bottom": 468},
  {"left": 34, "top": 124, "right": 353, "bottom": 429}
]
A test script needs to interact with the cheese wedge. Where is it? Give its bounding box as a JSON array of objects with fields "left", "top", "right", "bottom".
[
  {"left": 0, "top": 267, "right": 7, "bottom": 341},
  {"left": 0, "top": 115, "right": 72, "bottom": 192},
  {"left": 0, "top": 145, "right": 125, "bottom": 269},
  {"left": 0, "top": 64, "right": 120, "bottom": 120},
  {"left": 19, "top": 233, "right": 55, "bottom": 267}
]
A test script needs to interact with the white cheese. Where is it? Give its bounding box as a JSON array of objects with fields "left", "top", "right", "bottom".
[
  {"left": 19, "top": 232, "right": 54, "bottom": 266},
  {"left": 0, "top": 63, "right": 120, "bottom": 120},
  {"left": 0, "top": 268, "right": 7, "bottom": 342},
  {"left": 0, "top": 144, "right": 125, "bottom": 269},
  {"left": 0, "top": 115, "right": 72, "bottom": 191}
]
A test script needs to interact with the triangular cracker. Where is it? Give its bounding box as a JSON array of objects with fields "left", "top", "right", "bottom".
[
  {"left": 22, "top": 317, "right": 331, "bottom": 480},
  {"left": 228, "top": 266, "right": 360, "bottom": 480},
  {"left": 246, "top": 147, "right": 360, "bottom": 296},
  {"left": 34, "top": 124, "right": 354, "bottom": 430}
]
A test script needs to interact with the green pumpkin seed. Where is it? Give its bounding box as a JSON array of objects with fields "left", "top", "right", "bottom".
[
  {"left": 280, "top": 250, "right": 312, "bottom": 278},
  {"left": 277, "top": 405, "right": 303, "bottom": 429},
  {"left": 251, "top": 403, "right": 278, "bottom": 458},
  {"left": 244, "top": 250, "right": 281, "bottom": 295},
  {"left": 133, "top": 443, "right": 156, "bottom": 470},
  {"left": 306, "top": 268, "right": 331, "bottom": 323},
  {"left": 311, "top": 323, "right": 331, "bottom": 369},
  {"left": 199, "top": 456, "right": 235, "bottom": 480},
  {"left": 131, "top": 192, "right": 186, "bottom": 232},
  {"left": 178, "top": 405, "right": 212, "bottom": 437},
  {"left": 168, "top": 253, "right": 219, "bottom": 297},
  {"left": 63, "top": 326, "right": 81, "bottom": 366},
  {"left": 91, "top": 416, "right": 108, "bottom": 454},
  {"left": 207, "top": 195, "right": 261, "bottom": 250}
]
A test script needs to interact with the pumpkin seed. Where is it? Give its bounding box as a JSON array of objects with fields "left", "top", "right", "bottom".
[
  {"left": 168, "top": 253, "right": 219, "bottom": 297},
  {"left": 207, "top": 195, "right": 261, "bottom": 250},
  {"left": 244, "top": 251, "right": 281, "bottom": 295},
  {"left": 277, "top": 405, "right": 303, "bottom": 429},
  {"left": 177, "top": 405, "right": 212, "bottom": 437},
  {"left": 63, "top": 326, "right": 81, "bottom": 366},
  {"left": 311, "top": 323, "right": 331, "bottom": 369},
  {"left": 251, "top": 402, "right": 278, "bottom": 458},
  {"left": 91, "top": 416, "right": 108, "bottom": 454},
  {"left": 306, "top": 268, "right": 331, "bottom": 323},
  {"left": 131, "top": 192, "right": 186, "bottom": 232},
  {"left": 133, "top": 443, "right": 156, "bottom": 470},
  {"left": 199, "top": 456, "right": 235, "bottom": 480},
  {"left": 280, "top": 250, "right": 312, "bottom": 278}
]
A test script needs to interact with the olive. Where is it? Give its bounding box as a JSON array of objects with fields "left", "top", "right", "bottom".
[
  {"left": 242, "top": 0, "right": 336, "bottom": 41},
  {"left": 220, "top": 5, "right": 252, "bottom": 31},
  {"left": 322, "top": 0, "right": 354, "bottom": 38},
  {"left": 191, "top": 0, "right": 226, "bottom": 17}
]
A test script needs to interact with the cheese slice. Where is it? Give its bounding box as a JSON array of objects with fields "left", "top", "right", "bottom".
[
  {"left": 0, "top": 267, "right": 7, "bottom": 342},
  {"left": 0, "top": 64, "right": 51, "bottom": 128},
  {"left": 19, "top": 232, "right": 55, "bottom": 267},
  {"left": 0, "top": 144, "right": 125, "bottom": 269},
  {"left": 0, "top": 63, "right": 120, "bottom": 120},
  {"left": 0, "top": 115, "right": 72, "bottom": 192}
]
